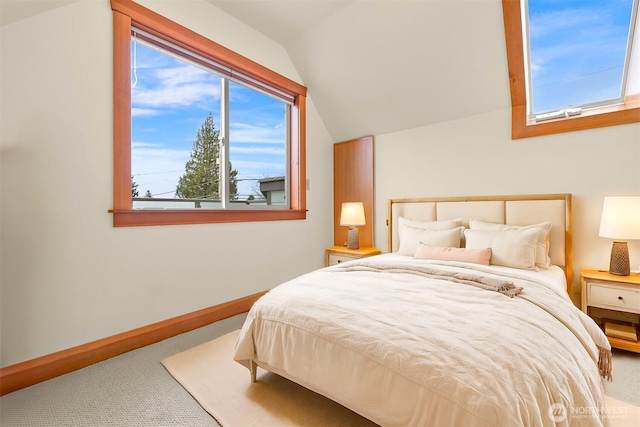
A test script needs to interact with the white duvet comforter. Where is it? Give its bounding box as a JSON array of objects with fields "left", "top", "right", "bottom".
[{"left": 234, "top": 254, "right": 611, "bottom": 427}]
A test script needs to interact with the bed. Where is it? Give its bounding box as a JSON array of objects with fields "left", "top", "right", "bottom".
[{"left": 234, "top": 194, "right": 612, "bottom": 426}]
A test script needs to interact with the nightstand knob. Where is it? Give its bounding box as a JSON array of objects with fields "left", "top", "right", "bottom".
[
  {"left": 337, "top": 260, "right": 342, "bottom": 263},
  {"left": 618, "top": 296, "right": 623, "bottom": 300}
]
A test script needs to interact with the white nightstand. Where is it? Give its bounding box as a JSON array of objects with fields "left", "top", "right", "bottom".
[
  {"left": 581, "top": 268, "right": 640, "bottom": 353},
  {"left": 325, "top": 246, "right": 382, "bottom": 267}
]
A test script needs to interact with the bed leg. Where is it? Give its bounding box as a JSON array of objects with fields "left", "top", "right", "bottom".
[{"left": 249, "top": 360, "right": 257, "bottom": 383}]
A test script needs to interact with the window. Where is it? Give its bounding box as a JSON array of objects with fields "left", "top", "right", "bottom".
[
  {"left": 502, "top": 0, "right": 640, "bottom": 139},
  {"left": 111, "top": 0, "right": 307, "bottom": 226},
  {"left": 130, "top": 32, "right": 291, "bottom": 209},
  {"left": 526, "top": 0, "right": 637, "bottom": 119}
]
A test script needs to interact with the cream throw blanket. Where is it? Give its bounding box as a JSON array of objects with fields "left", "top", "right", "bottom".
[
  {"left": 235, "top": 255, "right": 612, "bottom": 426},
  {"left": 337, "top": 261, "right": 524, "bottom": 297}
]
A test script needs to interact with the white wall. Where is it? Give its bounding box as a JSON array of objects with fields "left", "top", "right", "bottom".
[
  {"left": 374, "top": 108, "right": 640, "bottom": 300},
  {"left": 0, "top": 0, "right": 335, "bottom": 367},
  {"left": 2, "top": 0, "right": 639, "bottom": 368}
]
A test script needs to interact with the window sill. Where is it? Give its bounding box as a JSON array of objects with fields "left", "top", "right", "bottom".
[
  {"left": 512, "top": 95, "right": 640, "bottom": 139},
  {"left": 112, "top": 209, "right": 307, "bottom": 227}
]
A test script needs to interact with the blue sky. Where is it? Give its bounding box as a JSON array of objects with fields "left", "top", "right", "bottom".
[
  {"left": 527, "top": 0, "right": 634, "bottom": 113},
  {"left": 131, "top": 41, "right": 286, "bottom": 199}
]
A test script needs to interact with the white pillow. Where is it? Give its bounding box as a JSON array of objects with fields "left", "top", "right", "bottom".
[
  {"left": 464, "top": 229, "right": 539, "bottom": 270},
  {"left": 469, "top": 219, "right": 552, "bottom": 268},
  {"left": 397, "top": 225, "right": 464, "bottom": 256},
  {"left": 397, "top": 217, "right": 463, "bottom": 240}
]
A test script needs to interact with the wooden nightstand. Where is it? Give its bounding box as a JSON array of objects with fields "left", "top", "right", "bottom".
[
  {"left": 325, "top": 246, "right": 382, "bottom": 267},
  {"left": 581, "top": 268, "right": 640, "bottom": 353}
]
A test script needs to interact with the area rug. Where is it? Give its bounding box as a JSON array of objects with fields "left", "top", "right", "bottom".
[
  {"left": 162, "top": 329, "right": 376, "bottom": 426},
  {"left": 162, "top": 330, "right": 640, "bottom": 427}
]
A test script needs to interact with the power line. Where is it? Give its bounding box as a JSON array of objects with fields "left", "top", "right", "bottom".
[
  {"left": 133, "top": 170, "right": 183, "bottom": 177},
  {"left": 533, "top": 65, "right": 623, "bottom": 89}
]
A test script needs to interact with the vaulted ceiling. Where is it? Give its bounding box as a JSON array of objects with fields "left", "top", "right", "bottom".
[
  {"left": 0, "top": 1, "right": 76, "bottom": 26},
  {"left": 2, "top": 0, "right": 513, "bottom": 142},
  {"left": 210, "top": 0, "right": 512, "bottom": 142}
]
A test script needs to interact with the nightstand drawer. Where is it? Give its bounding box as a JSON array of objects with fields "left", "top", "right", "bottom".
[
  {"left": 589, "top": 283, "right": 640, "bottom": 311},
  {"left": 327, "top": 253, "right": 357, "bottom": 266}
]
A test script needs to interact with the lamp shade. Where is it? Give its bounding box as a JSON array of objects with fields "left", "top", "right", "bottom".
[
  {"left": 599, "top": 196, "right": 640, "bottom": 240},
  {"left": 340, "top": 202, "right": 366, "bottom": 226}
]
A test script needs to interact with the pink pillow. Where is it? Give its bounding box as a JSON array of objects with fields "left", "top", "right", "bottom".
[{"left": 414, "top": 244, "right": 492, "bottom": 265}]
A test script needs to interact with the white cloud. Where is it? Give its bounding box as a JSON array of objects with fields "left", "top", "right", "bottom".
[
  {"left": 528, "top": 9, "right": 601, "bottom": 40},
  {"left": 132, "top": 141, "right": 158, "bottom": 148},
  {"left": 132, "top": 65, "right": 220, "bottom": 111},
  {"left": 231, "top": 146, "right": 284, "bottom": 156},
  {"left": 229, "top": 122, "right": 284, "bottom": 144},
  {"left": 233, "top": 159, "right": 283, "bottom": 171},
  {"left": 132, "top": 108, "right": 161, "bottom": 117},
  {"left": 131, "top": 141, "right": 190, "bottom": 198},
  {"left": 155, "top": 66, "right": 212, "bottom": 87}
]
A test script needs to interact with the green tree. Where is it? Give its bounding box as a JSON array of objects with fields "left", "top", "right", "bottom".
[
  {"left": 131, "top": 176, "right": 139, "bottom": 198},
  {"left": 175, "top": 113, "right": 238, "bottom": 200}
]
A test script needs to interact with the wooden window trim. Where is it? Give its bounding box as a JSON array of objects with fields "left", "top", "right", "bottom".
[
  {"left": 502, "top": 0, "right": 640, "bottom": 140},
  {"left": 111, "top": 0, "right": 307, "bottom": 226}
]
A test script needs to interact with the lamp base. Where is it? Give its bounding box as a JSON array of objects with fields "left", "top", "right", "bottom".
[
  {"left": 609, "top": 241, "right": 630, "bottom": 276},
  {"left": 346, "top": 227, "right": 360, "bottom": 250}
]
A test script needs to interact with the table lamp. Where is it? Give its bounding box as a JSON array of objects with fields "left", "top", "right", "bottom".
[
  {"left": 598, "top": 196, "right": 640, "bottom": 276},
  {"left": 340, "top": 202, "right": 366, "bottom": 250}
]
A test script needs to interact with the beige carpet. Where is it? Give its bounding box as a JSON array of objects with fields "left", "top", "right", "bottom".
[{"left": 162, "top": 330, "right": 640, "bottom": 427}]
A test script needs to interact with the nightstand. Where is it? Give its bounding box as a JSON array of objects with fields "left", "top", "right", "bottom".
[
  {"left": 581, "top": 268, "right": 640, "bottom": 353},
  {"left": 325, "top": 246, "right": 382, "bottom": 267}
]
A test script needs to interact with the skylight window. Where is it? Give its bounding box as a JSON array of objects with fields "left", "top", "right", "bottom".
[
  {"left": 502, "top": 0, "right": 640, "bottom": 138},
  {"left": 523, "top": 0, "right": 638, "bottom": 121}
]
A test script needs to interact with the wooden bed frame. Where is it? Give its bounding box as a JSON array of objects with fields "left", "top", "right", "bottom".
[{"left": 387, "top": 193, "right": 573, "bottom": 293}]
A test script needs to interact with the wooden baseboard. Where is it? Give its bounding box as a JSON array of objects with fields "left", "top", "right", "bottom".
[{"left": 0, "top": 291, "right": 266, "bottom": 396}]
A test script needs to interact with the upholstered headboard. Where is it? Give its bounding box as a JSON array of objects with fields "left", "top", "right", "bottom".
[{"left": 387, "top": 194, "right": 573, "bottom": 292}]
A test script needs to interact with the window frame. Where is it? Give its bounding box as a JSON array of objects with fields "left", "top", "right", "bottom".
[
  {"left": 502, "top": 0, "right": 640, "bottom": 140},
  {"left": 111, "top": 0, "right": 307, "bottom": 226}
]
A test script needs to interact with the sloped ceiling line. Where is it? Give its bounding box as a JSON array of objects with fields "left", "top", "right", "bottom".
[{"left": 2, "top": 0, "right": 511, "bottom": 142}]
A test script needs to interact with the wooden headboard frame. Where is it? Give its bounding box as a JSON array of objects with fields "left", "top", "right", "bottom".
[{"left": 387, "top": 194, "right": 573, "bottom": 294}]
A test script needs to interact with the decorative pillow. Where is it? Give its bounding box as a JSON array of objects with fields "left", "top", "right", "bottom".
[
  {"left": 398, "top": 217, "right": 463, "bottom": 240},
  {"left": 469, "top": 219, "right": 552, "bottom": 268},
  {"left": 397, "top": 225, "right": 463, "bottom": 256},
  {"left": 414, "top": 244, "right": 492, "bottom": 265},
  {"left": 464, "top": 229, "right": 539, "bottom": 270}
]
